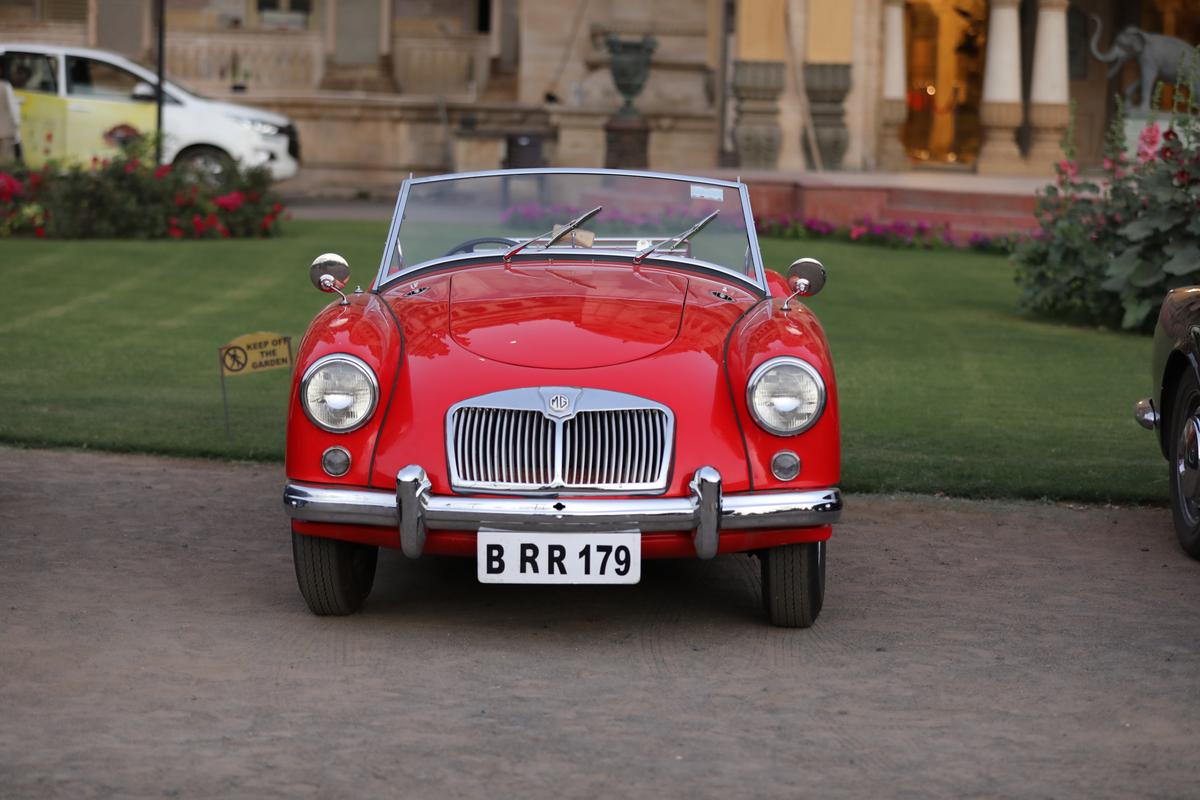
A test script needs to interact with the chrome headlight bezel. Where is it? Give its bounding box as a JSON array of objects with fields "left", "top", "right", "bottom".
[
  {"left": 745, "top": 356, "right": 827, "bottom": 436},
  {"left": 300, "top": 354, "right": 379, "bottom": 433}
]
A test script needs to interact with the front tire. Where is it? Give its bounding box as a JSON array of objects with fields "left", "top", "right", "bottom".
[
  {"left": 1167, "top": 371, "right": 1200, "bottom": 558},
  {"left": 760, "top": 540, "right": 825, "bottom": 628},
  {"left": 292, "top": 531, "right": 379, "bottom": 615}
]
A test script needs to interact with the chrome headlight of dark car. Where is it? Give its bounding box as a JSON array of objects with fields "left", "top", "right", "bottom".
[
  {"left": 301, "top": 354, "right": 378, "bottom": 433},
  {"left": 746, "top": 357, "right": 826, "bottom": 436}
]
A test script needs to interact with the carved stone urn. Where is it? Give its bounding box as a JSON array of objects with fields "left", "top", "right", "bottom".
[{"left": 606, "top": 34, "right": 657, "bottom": 118}]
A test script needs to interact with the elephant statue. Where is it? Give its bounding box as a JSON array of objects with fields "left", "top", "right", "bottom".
[{"left": 1089, "top": 15, "right": 1197, "bottom": 114}]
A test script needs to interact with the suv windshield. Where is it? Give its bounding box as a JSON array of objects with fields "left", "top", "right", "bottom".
[{"left": 381, "top": 171, "right": 760, "bottom": 287}]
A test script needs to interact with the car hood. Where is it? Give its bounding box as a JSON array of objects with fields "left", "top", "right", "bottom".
[{"left": 447, "top": 263, "right": 689, "bottom": 369}]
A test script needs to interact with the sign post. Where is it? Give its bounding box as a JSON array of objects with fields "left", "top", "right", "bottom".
[{"left": 217, "top": 331, "right": 293, "bottom": 438}]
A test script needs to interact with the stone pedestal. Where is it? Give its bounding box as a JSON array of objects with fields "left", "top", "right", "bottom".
[
  {"left": 1026, "top": 102, "right": 1070, "bottom": 172},
  {"left": 803, "top": 63, "right": 852, "bottom": 170},
  {"left": 604, "top": 114, "right": 650, "bottom": 169},
  {"left": 733, "top": 60, "right": 785, "bottom": 169},
  {"left": 976, "top": 101, "right": 1026, "bottom": 174},
  {"left": 878, "top": 98, "right": 909, "bottom": 171}
]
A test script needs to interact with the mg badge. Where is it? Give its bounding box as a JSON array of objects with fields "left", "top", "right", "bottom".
[{"left": 548, "top": 394, "right": 570, "bottom": 414}]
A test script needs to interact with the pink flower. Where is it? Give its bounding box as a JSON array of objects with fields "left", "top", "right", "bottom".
[
  {"left": 1137, "top": 123, "right": 1161, "bottom": 163},
  {"left": 849, "top": 224, "right": 866, "bottom": 241},
  {"left": 1058, "top": 159, "right": 1079, "bottom": 180}
]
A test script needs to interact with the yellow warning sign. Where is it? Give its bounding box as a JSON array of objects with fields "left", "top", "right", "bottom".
[{"left": 219, "top": 332, "right": 292, "bottom": 377}]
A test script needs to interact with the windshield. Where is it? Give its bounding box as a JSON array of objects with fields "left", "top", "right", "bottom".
[{"left": 380, "top": 171, "right": 760, "bottom": 287}]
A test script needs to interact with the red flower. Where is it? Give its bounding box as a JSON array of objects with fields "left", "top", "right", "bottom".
[
  {"left": 28, "top": 172, "right": 42, "bottom": 192},
  {"left": 192, "top": 213, "right": 205, "bottom": 237},
  {"left": 260, "top": 214, "right": 275, "bottom": 230},
  {"left": 174, "top": 193, "right": 187, "bottom": 207},
  {"left": 154, "top": 164, "right": 172, "bottom": 179},
  {"left": 124, "top": 162, "right": 136, "bottom": 174},
  {"left": 272, "top": 202, "right": 283, "bottom": 214},
  {"left": 219, "top": 225, "right": 231, "bottom": 239},
  {"left": 34, "top": 226, "right": 45, "bottom": 238},
  {"left": 1164, "top": 128, "right": 1179, "bottom": 142},
  {"left": 45, "top": 131, "right": 52, "bottom": 142},
  {"left": 1175, "top": 169, "right": 1192, "bottom": 185},
  {"left": 1161, "top": 147, "right": 1176, "bottom": 161},
  {"left": 214, "top": 191, "right": 245, "bottom": 213},
  {"left": 0, "top": 172, "right": 22, "bottom": 202},
  {"left": 168, "top": 226, "right": 184, "bottom": 239},
  {"left": 248, "top": 191, "right": 261, "bottom": 202},
  {"left": 205, "top": 212, "right": 219, "bottom": 228}
]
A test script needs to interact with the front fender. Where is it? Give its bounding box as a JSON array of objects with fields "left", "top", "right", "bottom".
[
  {"left": 725, "top": 299, "right": 841, "bottom": 491},
  {"left": 285, "top": 293, "right": 403, "bottom": 486}
]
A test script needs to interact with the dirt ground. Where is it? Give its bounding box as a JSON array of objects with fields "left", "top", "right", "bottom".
[{"left": 1, "top": 446, "right": 1198, "bottom": 799}]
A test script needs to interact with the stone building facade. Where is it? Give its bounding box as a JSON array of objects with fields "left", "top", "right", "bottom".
[{"left": 1, "top": 0, "right": 1196, "bottom": 186}]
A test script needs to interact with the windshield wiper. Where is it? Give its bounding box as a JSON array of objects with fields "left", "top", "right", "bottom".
[
  {"left": 503, "top": 206, "right": 603, "bottom": 263},
  {"left": 633, "top": 210, "right": 720, "bottom": 265}
]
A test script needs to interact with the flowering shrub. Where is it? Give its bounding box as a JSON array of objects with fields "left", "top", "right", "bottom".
[
  {"left": 0, "top": 139, "right": 285, "bottom": 240},
  {"left": 1015, "top": 80, "right": 1200, "bottom": 331}
]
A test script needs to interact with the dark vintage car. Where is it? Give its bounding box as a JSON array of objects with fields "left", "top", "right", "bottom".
[
  {"left": 1137, "top": 287, "right": 1200, "bottom": 558},
  {"left": 283, "top": 169, "right": 843, "bottom": 626}
]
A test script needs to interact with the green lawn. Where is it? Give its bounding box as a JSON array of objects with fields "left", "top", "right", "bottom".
[{"left": 0, "top": 223, "right": 1165, "bottom": 503}]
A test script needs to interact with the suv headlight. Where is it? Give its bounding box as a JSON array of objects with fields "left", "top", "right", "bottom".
[
  {"left": 232, "top": 115, "right": 281, "bottom": 137},
  {"left": 301, "top": 354, "right": 378, "bottom": 433},
  {"left": 746, "top": 357, "right": 826, "bottom": 435}
]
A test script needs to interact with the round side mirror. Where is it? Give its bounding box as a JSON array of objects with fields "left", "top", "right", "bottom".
[
  {"left": 787, "top": 257, "right": 826, "bottom": 297},
  {"left": 310, "top": 253, "right": 350, "bottom": 293}
]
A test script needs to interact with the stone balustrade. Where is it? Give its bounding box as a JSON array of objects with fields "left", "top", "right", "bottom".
[
  {"left": 391, "top": 34, "right": 491, "bottom": 97},
  {"left": 164, "top": 30, "right": 324, "bottom": 93}
]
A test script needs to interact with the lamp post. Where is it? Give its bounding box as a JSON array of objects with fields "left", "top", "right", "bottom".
[{"left": 155, "top": 0, "right": 165, "bottom": 166}]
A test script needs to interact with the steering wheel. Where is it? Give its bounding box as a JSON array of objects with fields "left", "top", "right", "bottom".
[{"left": 444, "top": 237, "right": 519, "bottom": 256}]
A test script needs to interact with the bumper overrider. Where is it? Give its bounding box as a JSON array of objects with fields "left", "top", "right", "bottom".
[{"left": 283, "top": 465, "right": 843, "bottom": 560}]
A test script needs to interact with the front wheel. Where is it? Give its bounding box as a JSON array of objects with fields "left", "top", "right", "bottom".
[
  {"left": 760, "top": 541, "right": 825, "bottom": 628},
  {"left": 292, "top": 531, "right": 379, "bottom": 615},
  {"left": 1168, "top": 370, "right": 1200, "bottom": 559}
]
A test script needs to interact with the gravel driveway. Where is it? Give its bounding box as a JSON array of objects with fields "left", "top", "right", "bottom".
[{"left": 1, "top": 447, "right": 1197, "bottom": 799}]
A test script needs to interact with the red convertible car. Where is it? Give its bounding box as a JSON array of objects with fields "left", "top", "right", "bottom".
[{"left": 283, "top": 169, "right": 842, "bottom": 627}]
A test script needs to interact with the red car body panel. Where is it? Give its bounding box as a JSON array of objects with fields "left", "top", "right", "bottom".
[{"left": 286, "top": 255, "right": 840, "bottom": 556}]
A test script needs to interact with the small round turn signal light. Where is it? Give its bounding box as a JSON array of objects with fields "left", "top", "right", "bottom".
[
  {"left": 771, "top": 450, "right": 801, "bottom": 481},
  {"left": 321, "top": 446, "right": 352, "bottom": 477}
]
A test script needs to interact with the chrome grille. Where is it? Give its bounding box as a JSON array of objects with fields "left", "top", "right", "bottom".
[
  {"left": 452, "top": 407, "right": 555, "bottom": 490},
  {"left": 561, "top": 409, "right": 667, "bottom": 487},
  {"left": 447, "top": 388, "right": 673, "bottom": 494}
]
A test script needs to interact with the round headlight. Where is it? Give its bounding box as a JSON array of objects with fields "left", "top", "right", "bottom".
[
  {"left": 746, "top": 357, "right": 826, "bottom": 436},
  {"left": 301, "top": 354, "right": 378, "bottom": 433}
]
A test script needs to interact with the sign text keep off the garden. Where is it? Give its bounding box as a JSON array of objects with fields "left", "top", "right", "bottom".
[{"left": 220, "top": 332, "right": 292, "bottom": 377}]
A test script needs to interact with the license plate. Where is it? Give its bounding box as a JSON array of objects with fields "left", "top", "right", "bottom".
[{"left": 477, "top": 530, "right": 641, "bottom": 584}]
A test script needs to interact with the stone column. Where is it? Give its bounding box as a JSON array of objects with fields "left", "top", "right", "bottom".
[
  {"left": 1027, "top": 0, "right": 1070, "bottom": 172},
  {"left": 877, "top": 0, "right": 907, "bottom": 171},
  {"left": 733, "top": 0, "right": 787, "bottom": 169},
  {"left": 804, "top": 63, "right": 852, "bottom": 169},
  {"left": 975, "top": 0, "right": 1025, "bottom": 174},
  {"left": 733, "top": 60, "right": 786, "bottom": 168}
]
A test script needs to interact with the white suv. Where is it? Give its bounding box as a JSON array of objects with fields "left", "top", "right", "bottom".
[{"left": 1, "top": 43, "right": 299, "bottom": 180}]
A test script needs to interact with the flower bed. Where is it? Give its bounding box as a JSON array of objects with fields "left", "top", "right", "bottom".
[
  {"left": 753, "top": 214, "right": 1022, "bottom": 254},
  {"left": 0, "top": 143, "right": 286, "bottom": 240}
]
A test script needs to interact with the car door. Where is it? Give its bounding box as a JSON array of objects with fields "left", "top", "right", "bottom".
[
  {"left": 63, "top": 54, "right": 156, "bottom": 163},
  {"left": 2, "top": 50, "right": 66, "bottom": 166}
]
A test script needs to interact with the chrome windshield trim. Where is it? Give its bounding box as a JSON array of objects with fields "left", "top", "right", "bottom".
[
  {"left": 371, "top": 168, "right": 764, "bottom": 291},
  {"left": 374, "top": 249, "right": 766, "bottom": 296}
]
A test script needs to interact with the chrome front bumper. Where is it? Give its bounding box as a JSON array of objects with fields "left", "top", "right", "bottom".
[{"left": 283, "top": 464, "right": 843, "bottom": 560}]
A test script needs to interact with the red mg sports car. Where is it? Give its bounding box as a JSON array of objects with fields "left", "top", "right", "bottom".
[{"left": 283, "top": 169, "right": 842, "bottom": 627}]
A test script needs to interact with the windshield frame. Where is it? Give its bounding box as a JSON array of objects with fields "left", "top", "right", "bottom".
[{"left": 372, "top": 168, "right": 766, "bottom": 294}]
